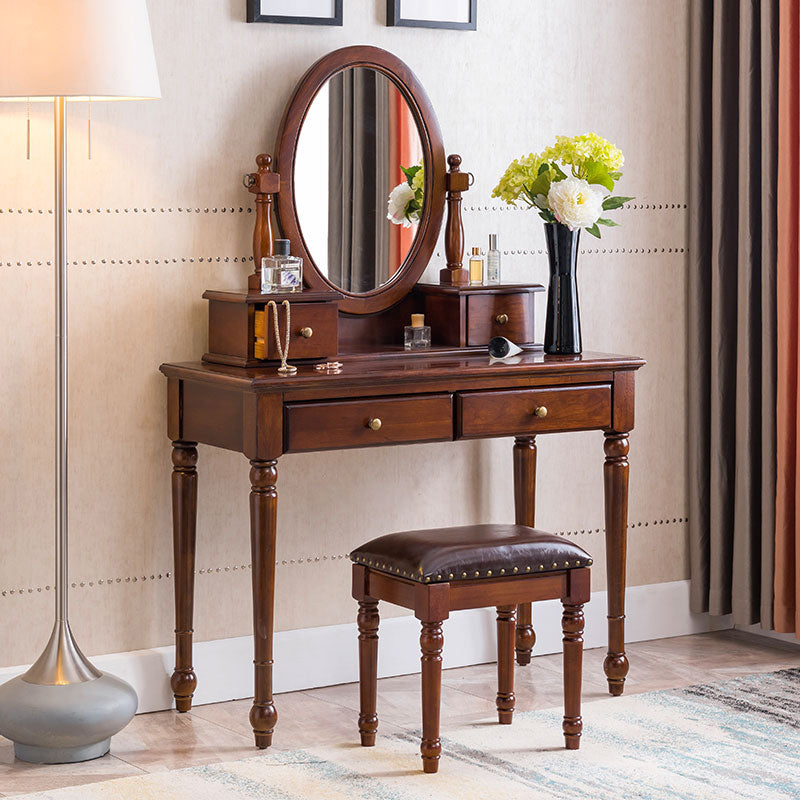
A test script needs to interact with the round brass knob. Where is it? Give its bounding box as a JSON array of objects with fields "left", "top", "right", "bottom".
[
  {"left": 367, "top": 417, "right": 382, "bottom": 431},
  {"left": 533, "top": 406, "right": 548, "bottom": 418},
  {"left": 299, "top": 327, "right": 313, "bottom": 339},
  {"left": 495, "top": 313, "right": 509, "bottom": 325}
]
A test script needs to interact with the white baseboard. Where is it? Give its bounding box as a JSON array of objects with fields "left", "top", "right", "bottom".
[{"left": 0, "top": 580, "right": 731, "bottom": 714}]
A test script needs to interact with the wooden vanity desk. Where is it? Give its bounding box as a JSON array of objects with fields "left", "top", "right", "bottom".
[{"left": 160, "top": 46, "right": 645, "bottom": 748}]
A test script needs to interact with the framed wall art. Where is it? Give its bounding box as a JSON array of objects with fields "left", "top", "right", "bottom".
[
  {"left": 386, "top": 0, "right": 476, "bottom": 30},
  {"left": 247, "top": 0, "right": 343, "bottom": 26}
]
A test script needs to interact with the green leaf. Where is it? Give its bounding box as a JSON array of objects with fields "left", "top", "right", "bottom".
[
  {"left": 597, "top": 217, "right": 620, "bottom": 227},
  {"left": 601, "top": 195, "right": 634, "bottom": 211},
  {"left": 523, "top": 169, "right": 552, "bottom": 202},
  {"left": 585, "top": 223, "right": 602, "bottom": 238},
  {"left": 538, "top": 209, "right": 557, "bottom": 223},
  {"left": 584, "top": 161, "right": 614, "bottom": 192},
  {"left": 401, "top": 165, "right": 421, "bottom": 186},
  {"left": 538, "top": 162, "right": 550, "bottom": 176},
  {"left": 551, "top": 162, "right": 568, "bottom": 181},
  {"left": 608, "top": 171, "right": 623, "bottom": 181}
]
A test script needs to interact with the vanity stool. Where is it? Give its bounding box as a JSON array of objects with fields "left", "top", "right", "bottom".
[{"left": 350, "top": 524, "right": 592, "bottom": 773}]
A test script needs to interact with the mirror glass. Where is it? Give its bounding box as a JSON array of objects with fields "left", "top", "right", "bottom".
[{"left": 294, "top": 67, "right": 425, "bottom": 294}]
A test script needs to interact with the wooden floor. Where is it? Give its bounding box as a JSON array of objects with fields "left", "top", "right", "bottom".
[{"left": 0, "top": 630, "right": 798, "bottom": 796}]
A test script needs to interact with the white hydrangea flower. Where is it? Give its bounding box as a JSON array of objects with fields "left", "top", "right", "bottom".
[
  {"left": 387, "top": 182, "right": 416, "bottom": 227},
  {"left": 547, "top": 177, "right": 604, "bottom": 231}
]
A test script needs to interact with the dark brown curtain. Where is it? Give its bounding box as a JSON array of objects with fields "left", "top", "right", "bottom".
[
  {"left": 328, "top": 68, "right": 390, "bottom": 293},
  {"left": 688, "top": 1, "right": 778, "bottom": 625},
  {"left": 774, "top": 0, "right": 800, "bottom": 635}
]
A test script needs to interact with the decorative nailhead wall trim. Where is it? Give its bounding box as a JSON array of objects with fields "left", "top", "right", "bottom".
[
  {"left": 0, "top": 207, "right": 253, "bottom": 215},
  {"left": 1, "top": 256, "right": 254, "bottom": 267},
  {"left": 0, "top": 517, "right": 688, "bottom": 596},
  {"left": 461, "top": 202, "right": 687, "bottom": 213},
  {"left": 434, "top": 247, "right": 687, "bottom": 259}
]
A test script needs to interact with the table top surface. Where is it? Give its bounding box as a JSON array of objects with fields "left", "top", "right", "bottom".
[{"left": 160, "top": 349, "right": 646, "bottom": 393}]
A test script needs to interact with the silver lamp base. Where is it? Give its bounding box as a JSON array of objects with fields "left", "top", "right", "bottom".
[{"left": 0, "top": 622, "right": 138, "bottom": 764}]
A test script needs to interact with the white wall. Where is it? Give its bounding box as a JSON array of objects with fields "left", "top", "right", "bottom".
[{"left": 0, "top": 0, "right": 690, "bottom": 670}]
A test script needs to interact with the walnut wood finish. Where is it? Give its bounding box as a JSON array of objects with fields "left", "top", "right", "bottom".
[
  {"left": 466, "top": 292, "right": 535, "bottom": 346},
  {"left": 496, "top": 605, "right": 516, "bottom": 723},
  {"left": 170, "top": 441, "right": 198, "bottom": 712},
  {"left": 440, "top": 154, "right": 469, "bottom": 285},
  {"left": 419, "top": 620, "right": 444, "bottom": 773},
  {"left": 356, "top": 599, "right": 379, "bottom": 746},
  {"left": 415, "top": 283, "right": 543, "bottom": 348},
  {"left": 603, "top": 432, "right": 630, "bottom": 696},
  {"left": 254, "top": 300, "right": 339, "bottom": 361},
  {"left": 284, "top": 393, "right": 453, "bottom": 452},
  {"left": 458, "top": 385, "right": 611, "bottom": 439},
  {"left": 161, "top": 350, "right": 642, "bottom": 746},
  {"left": 274, "top": 46, "right": 446, "bottom": 315},
  {"left": 513, "top": 436, "right": 536, "bottom": 666},
  {"left": 249, "top": 459, "right": 279, "bottom": 748},
  {"left": 352, "top": 555, "right": 591, "bottom": 772},
  {"left": 244, "top": 154, "right": 281, "bottom": 293}
]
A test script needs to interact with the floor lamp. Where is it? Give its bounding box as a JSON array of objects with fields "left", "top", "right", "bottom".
[{"left": 0, "top": 1, "right": 160, "bottom": 763}]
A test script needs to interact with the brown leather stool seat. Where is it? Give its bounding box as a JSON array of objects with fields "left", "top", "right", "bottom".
[
  {"left": 351, "top": 523, "right": 593, "bottom": 583},
  {"left": 350, "top": 523, "right": 593, "bottom": 773}
]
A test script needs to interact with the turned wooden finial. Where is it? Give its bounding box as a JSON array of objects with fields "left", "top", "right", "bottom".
[
  {"left": 244, "top": 153, "right": 281, "bottom": 293},
  {"left": 440, "top": 153, "right": 470, "bottom": 286}
]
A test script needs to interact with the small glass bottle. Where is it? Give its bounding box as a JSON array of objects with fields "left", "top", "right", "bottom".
[
  {"left": 486, "top": 234, "right": 501, "bottom": 284},
  {"left": 469, "top": 246, "right": 484, "bottom": 285},
  {"left": 261, "top": 238, "right": 303, "bottom": 293},
  {"left": 404, "top": 313, "right": 431, "bottom": 350}
]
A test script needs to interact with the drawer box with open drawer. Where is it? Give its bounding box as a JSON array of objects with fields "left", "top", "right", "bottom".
[
  {"left": 457, "top": 385, "right": 611, "bottom": 439},
  {"left": 285, "top": 393, "right": 454, "bottom": 452}
]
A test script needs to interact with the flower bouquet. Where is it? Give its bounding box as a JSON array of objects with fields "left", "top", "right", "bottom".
[
  {"left": 493, "top": 133, "right": 632, "bottom": 355},
  {"left": 387, "top": 163, "right": 424, "bottom": 227}
]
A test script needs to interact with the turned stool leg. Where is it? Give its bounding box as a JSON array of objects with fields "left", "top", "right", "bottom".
[
  {"left": 562, "top": 602, "right": 585, "bottom": 749},
  {"left": 496, "top": 605, "right": 516, "bottom": 724},
  {"left": 420, "top": 620, "right": 444, "bottom": 773},
  {"left": 357, "top": 599, "right": 380, "bottom": 746}
]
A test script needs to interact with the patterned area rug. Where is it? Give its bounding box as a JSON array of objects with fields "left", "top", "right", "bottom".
[{"left": 14, "top": 669, "right": 800, "bottom": 799}]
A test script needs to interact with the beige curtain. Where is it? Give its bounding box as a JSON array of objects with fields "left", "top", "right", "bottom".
[
  {"left": 774, "top": 0, "right": 800, "bottom": 635},
  {"left": 688, "top": 1, "right": 778, "bottom": 625}
]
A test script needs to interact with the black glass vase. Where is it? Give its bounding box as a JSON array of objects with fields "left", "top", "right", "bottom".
[{"left": 543, "top": 222, "right": 582, "bottom": 355}]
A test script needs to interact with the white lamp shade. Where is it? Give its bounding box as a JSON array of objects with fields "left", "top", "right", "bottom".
[{"left": 0, "top": 0, "right": 161, "bottom": 100}]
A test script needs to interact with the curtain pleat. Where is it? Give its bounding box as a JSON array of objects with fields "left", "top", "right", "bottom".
[
  {"left": 774, "top": 0, "right": 800, "bottom": 634},
  {"left": 689, "top": 0, "right": 778, "bottom": 625}
]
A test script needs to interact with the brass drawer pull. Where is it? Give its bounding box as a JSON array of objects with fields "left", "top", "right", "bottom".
[
  {"left": 533, "top": 406, "right": 548, "bottom": 418},
  {"left": 299, "top": 327, "right": 313, "bottom": 339},
  {"left": 495, "top": 313, "right": 509, "bottom": 325},
  {"left": 367, "top": 417, "right": 382, "bottom": 431}
]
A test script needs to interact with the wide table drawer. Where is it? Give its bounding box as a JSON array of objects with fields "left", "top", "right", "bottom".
[
  {"left": 457, "top": 385, "right": 611, "bottom": 438},
  {"left": 285, "top": 394, "right": 453, "bottom": 452}
]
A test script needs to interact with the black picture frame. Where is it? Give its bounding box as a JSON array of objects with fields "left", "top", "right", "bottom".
[
  {"left": 386, "top": 0, "right": 476, "bottom": 30},
  {"left": 247, "top": 0, "right": 343, "bottom": 26}
]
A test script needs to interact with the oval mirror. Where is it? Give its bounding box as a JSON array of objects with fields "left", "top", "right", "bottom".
[{"left": 276, "top": 47, "right": 445, "bottom": 315}]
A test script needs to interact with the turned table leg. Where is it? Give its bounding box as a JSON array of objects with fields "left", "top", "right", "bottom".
[
  {"left": 603, "top": 432, "right": 630, "bottom": 696},
  {"left": 513, "top": 436, "right": 536, "bottom": 665},
  {"left": 171, "top": 441, "right": 198, "bottom": 712},
  {"left": 357, "top": 599, "right": 380, "bottom": 746},
  {"left": 249, "top": 458, "right": 279, "bottom": 748}
]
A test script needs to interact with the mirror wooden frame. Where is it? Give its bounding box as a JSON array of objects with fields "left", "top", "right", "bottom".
[{"left": 275, "top": 46, "right": 446, "bottom": 315}]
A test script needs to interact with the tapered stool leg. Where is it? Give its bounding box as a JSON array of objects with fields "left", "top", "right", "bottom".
[
  {"left": 357, "top": 599, "right": 379, "bottom": 746},
  {"left": 496, "top": 605, "right": 516, "bottom": 724},
  {"left": 562, "top": 602, "right": 585, "bottom": 749},
  {"left": 420, "top": 620, "right": 444, "bottom": 773}
]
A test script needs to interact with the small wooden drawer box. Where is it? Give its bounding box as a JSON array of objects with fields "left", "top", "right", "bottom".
[
  {"left": 284, "top": 393, "right": 454, "bottom": 452},
  {"left": 415, "top": 284, "right": 544, "bottom": 348},
  {"left": 457, "top": 385, "right": 611, "bottom": 439},
  {"left": 203, "top": 290, "right": 340, "bottom": 368}
]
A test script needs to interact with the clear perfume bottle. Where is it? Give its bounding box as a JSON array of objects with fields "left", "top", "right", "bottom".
[
  {"left": 469, "top": 246, "right": 484, "bottom": 285},
  {"left": 486, "top": 234, "right": 501, "bottom": 284},
  {"left": 404, "top": 313, "right": 431, "bottom": 350},
  {"left": 261, "top": 238, "right": 302, "bottom": 293}
]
